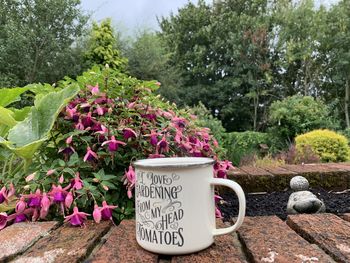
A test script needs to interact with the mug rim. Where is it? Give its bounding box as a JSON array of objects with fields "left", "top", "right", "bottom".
[{"left": 133, "top": 157, "right": 215, "bottom": 169}]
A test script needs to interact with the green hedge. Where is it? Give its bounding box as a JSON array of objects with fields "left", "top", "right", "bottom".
[{"left": 223, "top": 131, "right": 270, "bottom": 166}]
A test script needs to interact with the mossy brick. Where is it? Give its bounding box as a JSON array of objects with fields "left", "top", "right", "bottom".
[
  {"left": 0, "top": 221, "right": 58, "bottom": 262},
  {"left": 88, "top": 220, "right": 158, "bottom": 263},
  {"left": 12, "top": 221, "right": 112, "bottom": 263},
  {"left": 238, "top": 216, "right": 334, "bottom": 263},
  {"left": 239, "top": 166, "right": 275, "bottom": 192},
  {"left": 172, "top": 220, "right": 247, "bottom": 263},
  {"left": 287, "top": 214, "right": 350, "bottom": 263}
]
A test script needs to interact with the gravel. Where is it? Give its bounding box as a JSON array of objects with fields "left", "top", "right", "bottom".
[{"left": 218, "top": 188, "right": 350, "bottom": 221}]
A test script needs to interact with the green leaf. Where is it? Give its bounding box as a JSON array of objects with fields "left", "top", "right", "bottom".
[
  {"left": 0, "top": 84, "right": 79, "bottom": 162},
  {"left": 10, "top": 107, "right": 31, "bottom": 121},
  {"left": 0, "top": 106, "right": 17, "bottom": 127},
  {"left": 0, "top": 87, "right": 29, "bottom": 107}
]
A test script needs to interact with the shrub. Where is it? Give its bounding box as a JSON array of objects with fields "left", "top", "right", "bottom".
[
  {"left": 0, "top": 66, "right": 232, "bottom": 227},
  {"left": 223, "top": 131, "right": 270, "bottom": 166},
  {"left": 268, "top": 95, "right": 338, "bottom": 148},
  {"left": 295, "top": 129, "right": 350, "bottom": 162},
  {"left": 276, "top": 144, "right": 320, "bottom": 164}
]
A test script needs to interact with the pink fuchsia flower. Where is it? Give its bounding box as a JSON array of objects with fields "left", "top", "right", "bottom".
[
  {"left": 64, "top": 206, "right": 89, "bottom": 226},
  {"left": 93, "top": 205, "right": 101, "bottom": 223},
  {"left": 96, "top": 106, "right": 104, "bottom": 116},
  {"left": 49, "top": 185, "right": 67, "bottom": 203},
  {"left": 83, "top": 147, "right": 98, "bottom": 162},
  {"left": 148, "top": 153, "right": 166, "bottom": 158},
  {"left": 156, "top": 136, "right": 169, "bottom": 154},
  {"left": 174, "top": 130, "right": 183, "bottom": 144},
  {"left": 14, "top": 214, "right": 27, "bottom": 223},
  {"left": 70, "top": 172, "right": 83, "bottom": 190},
  {"left": 124, "top": 165, "right": 136, "bottom": 187},
  {"left": 0, "top": 212, "right": 7, "bottom": 230},
  {"left": 144, "top": 130, "right": 160, "bottom": 146},
  {"left": 65, "top": 106, "right": 78, "bottom": 121},
  {"left": 75, "top": 120, "right": 84, "bottom": 130},
  {"left": 82, "top": 112, "right": 93, "bottom": 128},
  {"left": 100, "top": 201, "right": 117, "bottom": 220},
  {"left": 101, "top": 136, "right": 126, "bottom": 152},
  {"left": 214, "top": 195, "right": 223, "bottom": 218},
  {"left": 16, "top": 197, "right": 26, "bottom": 213},
  {"left": 95, "top": 124, "right": 108, "bottom": 135},
  {"left": 171, "top": 117, "right": 187, "bottom": 129},
  {"left": 88, "top": 84, "right": 100, "bottom": 95},
  {"left": 7, "top": 183, "right": 15, "bottom": 198},
  {"left": 26, "top": 189, "right": 41, "bottom": 208},
  {"left": 0, "top": 187, "right": 7, "bottom": 204},
  {"left": 123, "top": 128, "right": 137, "bottom": 140}
]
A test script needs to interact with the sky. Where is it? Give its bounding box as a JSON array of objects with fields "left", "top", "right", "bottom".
[
  {"left": 80, "top": 0, "right": 211, "bottom": 34},
  {"left": 80, "top": 0, "right": 339, "bottom": 35}
]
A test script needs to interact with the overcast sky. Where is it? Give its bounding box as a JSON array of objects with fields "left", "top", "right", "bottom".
[
  {"left": 80, "top": 0, "right": 338, "bottom": 35},
  {"left": 80, "top": 0, "right": 211, "bottom": 34}
]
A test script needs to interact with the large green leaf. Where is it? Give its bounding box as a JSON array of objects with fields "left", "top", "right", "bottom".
[
  {"left": 0, "top": 87, "right": 29, "bottom": 107},
  {"left": 0, "top": 106, "right": 17, "bottom": 127},
  {"left": 2, "top": 84, "right": 79, "bottom": 161},
  {"left": 10, "top": 107, "right": 31, "bottom": 121}
]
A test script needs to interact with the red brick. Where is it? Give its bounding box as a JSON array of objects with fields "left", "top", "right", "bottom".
[
  {"left": 0, "top": 221, "right": 58, "bottom": 262},
  {"left": 238, "top": 216, "right": 334, "bottom": 263},
  {"left": 12, "top": 220, "right": 112, "bottom": 263},
  {"left": 287, "top": 213, "right": 350, "bottom": 263},
  {"left": 341, "top": 213, "right": 350, "bottom": 222},
  {"left": 89, "top": 220, "right": 158, "bottom": 263},
  {"left": 171, "top": 220, "right": 247, "bottom": 263}
]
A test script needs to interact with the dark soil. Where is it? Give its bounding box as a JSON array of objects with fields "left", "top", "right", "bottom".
[{"left": 218, "top": 188, "right": 350, "bottom": 221}]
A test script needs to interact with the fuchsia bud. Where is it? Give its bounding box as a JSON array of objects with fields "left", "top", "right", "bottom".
[
  {"left": 25, "top": 172, "right": 36, "bottom": 182},
  {"left": 66, "top": 136, "right": 73, "bottom": 144},
  {"left": 93, "top": 205, "right": 101, "bottom": 223},
  {"left": 65, "top": 192, "right": 73, "bottom": 209},
  {"left": 47, "top": 169, "right": 55, "bottom": 176},
  {"left": 0, "top": 212, "right": 7, "bottom": 230},
  {"left": 59, "top": 174, "right": 64, "bottom": 184},
  {"left": 16, "top": 197, "right": 26, "bottom": 213},
  {"left": 0, "top": 187, "right": 7, "bottom": 204},
  {"left": 96, "top": 106, "right": 104, "bottom": 116},
  {"left": 40, "top": 193, "right": 51, "bottom": 219}
]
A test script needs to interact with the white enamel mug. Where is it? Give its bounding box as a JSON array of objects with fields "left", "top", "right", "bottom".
[{"left": 133, "top": 157, "right": 246, "bottom": 255}]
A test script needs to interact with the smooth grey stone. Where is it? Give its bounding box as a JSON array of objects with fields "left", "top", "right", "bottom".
[
  {"left": 287, "top": 191, "right": 326, "bottom": 214},
  {"left": 290, "top": 176, "right": 309, "bottom": 191}
]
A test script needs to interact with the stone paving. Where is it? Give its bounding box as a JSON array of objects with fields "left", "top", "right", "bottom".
[{"left": 0, "top": 213, "right": 349, "bottom": 263}]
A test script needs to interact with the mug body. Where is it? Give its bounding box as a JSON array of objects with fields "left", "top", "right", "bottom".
[{"left": 134, "top": 157, "right": 216, "bottom": 255}]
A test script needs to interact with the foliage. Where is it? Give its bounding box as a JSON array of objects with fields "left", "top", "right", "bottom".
[
  {"left": 268, "top": 95, "right": 338, "bottom": 147},
  {"left": 190, "top": 102, "right": 226, "bottom": 150},
  {"left": 295, "top": 129, "right": 350, "bottom": 162},
  {"left": 0, "top": 66, "right": 232, "bottom": 227},
  {"left": 85, "top": 19, "right": 128, "bottom": 71},
  {"left": 0, "top": 0, "right": 88, "bottom": 86},
  {"left": 223, "top": 131, "right": 270, "bottom": 166}
]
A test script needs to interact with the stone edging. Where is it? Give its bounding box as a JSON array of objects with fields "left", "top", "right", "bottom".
[{"left": 227, "top": 162, "right": 350, "bottom": 193}]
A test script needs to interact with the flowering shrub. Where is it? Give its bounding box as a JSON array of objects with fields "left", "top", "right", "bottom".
[{"left": 0, "top": 66, "right": 231, "bottom": 229}]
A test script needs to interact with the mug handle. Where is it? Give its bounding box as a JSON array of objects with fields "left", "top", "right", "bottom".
[{"left": 209, "top": 178, "right": 246, "bottom": 236}]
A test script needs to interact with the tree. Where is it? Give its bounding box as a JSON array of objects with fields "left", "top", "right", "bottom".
[
  {"left": 159, "top": 0, "right": 274, "bottom": 131},
  {"left": 0, "top": 0, "right": 88, "bottom": 86},
  {"left": 84, "top": 18, "right": 127, "bottom": 71}
]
